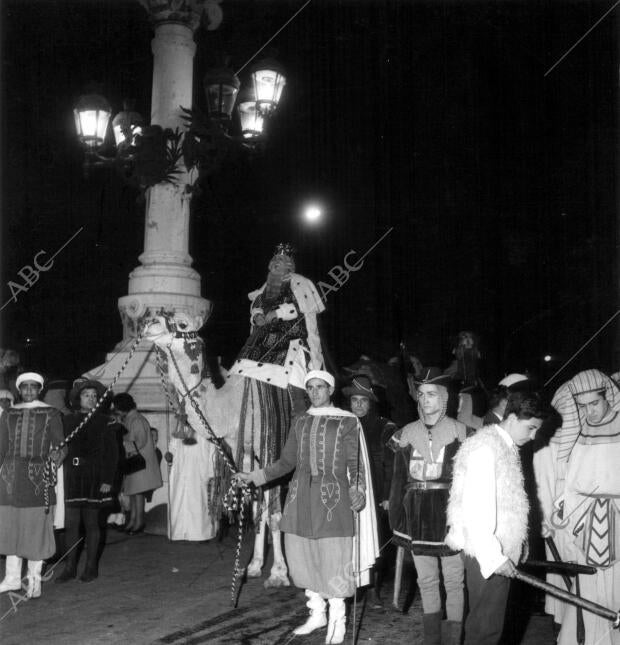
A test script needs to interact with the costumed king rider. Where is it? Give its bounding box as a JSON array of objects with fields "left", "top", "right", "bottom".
[
  {"left": 235, "top": 370, "right": 379, "bottom": 645},
  {"left": 229, "top": 242, "right": 325, "bottom": 415}
]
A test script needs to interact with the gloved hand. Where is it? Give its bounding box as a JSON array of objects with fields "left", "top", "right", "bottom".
[
  {"left": 541, "top": 520, "right": 555, "bottom": 539},
  {"left": 233, "top": 471, "right": 261, "bottom": 487},
  {"left": 349, "top": 487, "right": 366, "bottom": 512}
]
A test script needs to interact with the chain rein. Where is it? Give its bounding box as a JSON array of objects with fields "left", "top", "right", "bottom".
[
  {"left": 155, "top": 330, "right": 254, "bottom": 607},
  {"left": 42, "top": 329, "right": 146, "bottom": 513}
]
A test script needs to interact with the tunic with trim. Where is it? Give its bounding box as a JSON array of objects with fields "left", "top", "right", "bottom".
[
  {"left": 0, "top": 402, "right": 64, "bottom": 559},
  {"left": 0, "top": 404, "right": 64, "bottom": 507},
  {"left": 389, "top": 417, "right": 466, "bottom": 555},
  {"left": 257, "top": 412, "right": 366, "bottom": 538}
]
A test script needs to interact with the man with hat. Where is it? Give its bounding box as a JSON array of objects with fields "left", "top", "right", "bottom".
[
  {"left": 235, "top": 370, "right": 379, "bottom": 644},
  {"left": 483, "top": 373, "right": 530, "bottom": 425},
  {"left": 389, "top": 367, "right": 467, "bottom": 645},
  {"left": 0, "top": 372, "right": 65, "bottom": 598},
  {"left": 344, "top": 374, "right": 397, "bottom": 608}
]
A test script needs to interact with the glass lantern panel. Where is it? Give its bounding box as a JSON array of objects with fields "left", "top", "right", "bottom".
[
  {"left": 238, "top": 101, "right": 264, "bottom": 138},
  {"left": 112, "top": 110, "right": 144, "bottom": 146},
  {"left": 76, "top": 108, "right": 110, "bottom": 147},
  {"left": 113, "top": 124, "right": 125, "bottom": 146},
  {"left": 206, "top": 83, "right": 239, "bottom": 118},
  {"left": 113, "top": 123, "right": 142, "bottom": 147},
  {"left": 73, "top": 110, "right": 81, "bottom": 138},
  {"left": 252, "top": 69, "right": 286, "bottom": 112}
]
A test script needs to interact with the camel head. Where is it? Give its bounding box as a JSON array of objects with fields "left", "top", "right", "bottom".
[
  {"left": 143, "top": 311, "right": 206, "bottom": 381},
  {"left": 143, "top": 310, "right": 203, "bottom": 345}
]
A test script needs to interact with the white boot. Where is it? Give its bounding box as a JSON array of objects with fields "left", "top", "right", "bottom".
[
  {"left": 0, "top": 556, "right": 23, "bottom": 593},
  {"left": 325, "top": 598, "right": 346, "bottom": 644},
  {"left": 26, "top": 560, "right": 43, "bottom": 599},
  {"left": 293, "top": 589, "right": 328, "bottom": 635}
]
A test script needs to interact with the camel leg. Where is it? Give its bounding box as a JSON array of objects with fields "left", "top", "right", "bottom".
[
  {"left": 264, "top": 512, "right": 290, "bottom": 588},
  {"left": 246, "top": 499, "right": 267, "bottom": 578},
  {"left": 392, "top": 546, "right": 405, "bottom": 609}
]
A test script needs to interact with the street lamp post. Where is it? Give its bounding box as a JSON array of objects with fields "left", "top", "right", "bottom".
[{"left": 79, "top": 0, "right": 285, "bottom": 536}]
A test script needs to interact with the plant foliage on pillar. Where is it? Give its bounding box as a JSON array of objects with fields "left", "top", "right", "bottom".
[
  {"left": 116, "top": 125, "right": 184, "bottom": 192},
  {"left": 180, "top": 106, "right": 260, "bottom": 184}
]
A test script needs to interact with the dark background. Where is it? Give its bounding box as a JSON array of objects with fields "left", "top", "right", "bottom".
[{"left": 1, "top": 0, "right": 618, "bottom": 392}]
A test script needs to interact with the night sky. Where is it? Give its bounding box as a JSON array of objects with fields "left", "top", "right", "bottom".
[{"left": 1, "top": 0, "right": 618, "bottom": 393}]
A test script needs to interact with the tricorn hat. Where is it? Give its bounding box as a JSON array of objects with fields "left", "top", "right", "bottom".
[
  {"left": 413, "top": 366, "right": 452, "bottom": 388},
  {"left": 342, "top": 375, "right": 378, "bottom": 402}
]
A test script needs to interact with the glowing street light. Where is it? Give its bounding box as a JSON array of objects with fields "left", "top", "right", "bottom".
[{"left": 303, "top": 204, "right": 323, "bottom": 223}]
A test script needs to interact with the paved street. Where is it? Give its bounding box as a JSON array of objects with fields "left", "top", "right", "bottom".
[{"left": 0, "top": 528, "right": 555, "bottom": 644}]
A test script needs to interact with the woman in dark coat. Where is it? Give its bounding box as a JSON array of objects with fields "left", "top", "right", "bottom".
[{"left": 55, "top": 380, "right": 120, "bottom": 584}]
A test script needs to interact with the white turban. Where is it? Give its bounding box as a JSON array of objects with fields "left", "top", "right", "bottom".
[
  {"left": 0, "top": 389, "right": 14, "bottom": 402},
  {"left": 304, "top": 370, "right": 335, "bottom": 388},
  {"left": 16, "top": 372, "right": 44, "bottom": 389}
]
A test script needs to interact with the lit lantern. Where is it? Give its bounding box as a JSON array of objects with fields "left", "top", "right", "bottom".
[
  {"left": 250, "top": 58, "right": 286, "bottom": 115},
  {"left": 112, "top": 101, "right": 144, "bottom": 147},
  {"left": 203, "top": 66, "right": 240, "bottom": 121},
  {"left": 73, "top": 93, "right": 112, "bottom": 149},
  {"left": 237, "top": 89, "right": 264, "bottom": 139}
]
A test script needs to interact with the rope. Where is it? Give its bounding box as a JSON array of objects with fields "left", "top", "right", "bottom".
[
  {"left": 544, "top": 309, "right": 620, "bottom": 387},
  {"left": 42, "top": 329, "right": 146, "bottom": 513},
  {"left": 235, "top": 0, "right": 313, "bottom": 75},
  {"left": 155, "top": 334, "right": 254, "bottom": 606}
]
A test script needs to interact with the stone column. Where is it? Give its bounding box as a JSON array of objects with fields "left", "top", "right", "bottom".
[
  {"left": 119, "top": 7, "right": 211, "bottom": 336},
  {"left": 85, "top": 0, "right": 222, "bottom": 533}
]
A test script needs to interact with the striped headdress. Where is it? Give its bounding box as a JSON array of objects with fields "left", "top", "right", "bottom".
[{"left": 551, "top": 368, "right": 620, "bottom": 462}]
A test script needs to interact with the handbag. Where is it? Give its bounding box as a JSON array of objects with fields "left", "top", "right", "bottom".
[{"left": 123, "top": 441, "right": 146, "bottom": 475}]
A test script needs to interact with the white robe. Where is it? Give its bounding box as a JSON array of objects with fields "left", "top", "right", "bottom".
[{"left": 168, "top": 435, "right": 216, "bottom": 541}]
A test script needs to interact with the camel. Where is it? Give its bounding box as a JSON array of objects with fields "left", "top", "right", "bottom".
[{"left": 144, "top": 311, "right": 291, "bottom": 587}]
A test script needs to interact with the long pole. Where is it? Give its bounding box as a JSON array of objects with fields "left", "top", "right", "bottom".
[
  {"left": 514, "top": 570, "right": 620, "bottom": 628},
  {"left": 545, "top": 536, "right": 585, "bottom": 643}
]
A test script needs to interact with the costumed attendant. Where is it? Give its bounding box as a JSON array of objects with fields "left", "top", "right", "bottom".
[
  {"left": 235, "top": 370, "right": 379, "bottom": 645},
  {"left": 446, "top": 391, "right": 546, "bottom": 645},
  {"left": 536, "top": 369, "right": 620, "bottom": 645},
  {"left": 345, "top": 374, "right": 397, "bottom": 608},
  {"left": 388, "top": 367, "right": 467, "bottom": 645},
  {"left": 0, "top": 389, "right": 14, "bottom": 417},
  {"left": 56, "top": 380, "right": 120, "bottom": 583},
  {"left": 0, "top": 373, "right": 65, "bottom": 598}
]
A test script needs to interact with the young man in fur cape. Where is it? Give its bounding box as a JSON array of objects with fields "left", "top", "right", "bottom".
[
  {"left": 235, "top": 370, "right": 379, "bottom": 645},
  {"left": 446, "top": 390, "right": 546, "bottom": 645}
]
